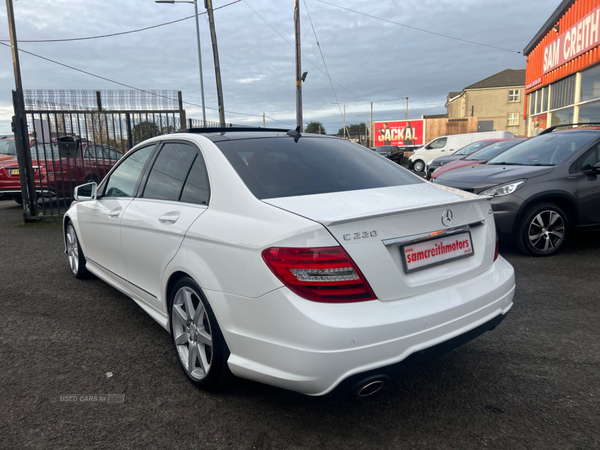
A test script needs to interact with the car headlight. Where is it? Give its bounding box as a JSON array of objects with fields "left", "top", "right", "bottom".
[
  {"left": 480, "top": 180, "right": 526, "bottom": 197},
  {"left": 439, "top": 161, "right": 447, "bottom": 166},
  {"left": 410, "top": 151, "right": 415, "bottom": 156}
]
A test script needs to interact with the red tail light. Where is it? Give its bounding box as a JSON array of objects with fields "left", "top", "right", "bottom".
[
  {"left": 494, "top": 233, "right": 499, "bottom": 261},
  {"left": 262, "top": 246, "right": 377, "bottom": 303}
]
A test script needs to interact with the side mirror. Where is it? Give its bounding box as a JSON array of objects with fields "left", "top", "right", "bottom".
[
  {"left": 582, "top": 161, "right": 600, "bottom": 175},
  {"left": 74, "top": 182, "right": 97, "bottom": 201},
  {"left": 425, "top": 144, "right": 432, "bottom": 150}
]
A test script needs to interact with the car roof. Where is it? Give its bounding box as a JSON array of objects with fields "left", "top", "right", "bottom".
[{"left": 174, "top": 128, "right": 338, "bottom": 143}]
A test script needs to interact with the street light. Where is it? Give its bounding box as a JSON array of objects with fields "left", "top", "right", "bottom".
[
  {"left": 332, "top": 102, "right": 348, "bottom": 138},
  {"left": 156, "top": 0, "right": 206, "bottom": 127}
]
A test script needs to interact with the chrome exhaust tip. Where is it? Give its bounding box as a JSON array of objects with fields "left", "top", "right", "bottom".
[{"left": 356, "top": 380, "right": 385, "bottom": 397}]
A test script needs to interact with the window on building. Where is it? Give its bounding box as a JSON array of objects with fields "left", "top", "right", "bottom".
[
  {"left": 578, "top": 100, "right": 600, "bottom": 123},
  {"left": 529, "top": 92, "right": 536, "bottom": 116},
  {"left": 508, "top": 113, "right": 519, "bottom": 126},
  {"left": 509, "top": 89, "right": 520, "bottom": 102},
  {"left": 549, "top": 107, "right": 574, "bottom": 127},
  {"left": 536, "top": 89, "right": 543, "bottom": 114},
  {"left": 580, "top": 64, "right": 600, "bottom": 102},
  {"left": 540, "top": 86, "right": 549, "bottom": 112},
  {"left": 550, "top": 75, "right": 576, "bottom": 110}
]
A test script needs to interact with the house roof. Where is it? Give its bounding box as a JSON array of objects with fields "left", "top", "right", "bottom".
[
  {"left": 447, "top": 91, "right": 462, "bottom": 99},
  {"left": 464, "top": 69, "right": 526, "bottom": 90}
]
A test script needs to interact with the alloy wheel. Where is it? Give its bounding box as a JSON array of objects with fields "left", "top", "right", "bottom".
[
  {"left": 66, "top": 225, "right": 79, "bottom": 275},
  {"left": 172, "top": 286, "right": 213, "bottom": 381},
  {"left": 527, "top": 210, "right": 565, "bottom": 252}
]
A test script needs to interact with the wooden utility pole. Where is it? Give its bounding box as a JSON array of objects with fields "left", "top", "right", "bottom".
[
  {"left": 205, "top": 0, "right": 225, "bottom": 126},
  {"left": 294, "top": 0, "right": 303, "bottom": 131},
  {"left": 6, "top": 0, "right": 37, "bottom": 218},
  {"left": 370, "top": 102, "right": 373, "bottom": 147}
]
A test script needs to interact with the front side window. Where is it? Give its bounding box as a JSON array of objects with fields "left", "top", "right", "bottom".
[
  {"left": 509, "top": 89, "right": 520, "bottom": 102},
  {"left": 143, "top": 142, "right": 197, "bottom": 201},
  {"left": 508, "top": 113, "right": 519, "bottom": 126},
  {"left": 104, "top": 145, "right": 155, "bottom": 198},
  {"left": 578, "top": 145, "right": 599, "bottom": 170},
  {"left": 428, "top": 137, "right": 447, "bottom": 149},
  {"left": 216, "top": 136, "right": 422, "bottom": 200}
]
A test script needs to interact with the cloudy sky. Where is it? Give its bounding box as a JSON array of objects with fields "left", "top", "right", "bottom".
[{"left": 1, "top": 0, "right": 559, "bottom": 135}]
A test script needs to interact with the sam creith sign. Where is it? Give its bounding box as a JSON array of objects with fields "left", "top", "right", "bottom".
[{"left": 543, "top": 6, "right": 600, "bottom": 75}]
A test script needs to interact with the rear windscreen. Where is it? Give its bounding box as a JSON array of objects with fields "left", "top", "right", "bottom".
[{"left": 216, "top": 136, "right": 423, "bottom": 199}]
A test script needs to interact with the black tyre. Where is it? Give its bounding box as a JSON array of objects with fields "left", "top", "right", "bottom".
[
  {"left": 516, "top": 203, "right": 568, "bottom": 256},
  {"left": 14, "top": 195, "right": 23, "bottom": 205},
  {"left": 65, "top": 223, "right": 91, "bottom": 278},
  {"left": 169, "top": 277, "right": 232, "bottom": 390},
  {"left": 413, "top": 159, "right": 425, "bottom": 172}
]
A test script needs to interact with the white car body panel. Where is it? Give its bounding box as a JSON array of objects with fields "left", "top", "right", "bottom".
[
  {"left": 63, "top": 132, "right": 516, "bottom": 396},
  {"left": 120, "top": 198, "right": 207, "bottom": 309},
  {"left": 76, "top": 197, "right": 133, "bottom": 279}
]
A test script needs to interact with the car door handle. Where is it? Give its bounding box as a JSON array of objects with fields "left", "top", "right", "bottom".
[
  {"left": 108, "top": 207, "right": 122, "bottom": 218},
  {"left": 159, "top": 212, "right": 180, "bottom": 224}
]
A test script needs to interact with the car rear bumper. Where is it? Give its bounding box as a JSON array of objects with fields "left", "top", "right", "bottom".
[{"left": 209, "top": 256, "right": 515, "bottom": 396}]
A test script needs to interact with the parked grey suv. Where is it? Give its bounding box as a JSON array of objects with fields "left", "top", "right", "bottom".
[{"left": 435, "top": 125, "right": 600, "bottom": 255}]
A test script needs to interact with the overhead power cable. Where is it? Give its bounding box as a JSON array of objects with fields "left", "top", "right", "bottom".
[
  {"left": 0, "top": 42, "right": 294, "bottom": 127},
  {"left": 317, "top": 0, "right": 522, "bottom": 54},
  {"left": 302, "top": 0, "right": 348, "bottom": 137},
  {"left": 0, "top": 0, "right": 242, "bottom": 44},
  {"left": 242, "top": 0, "right": 366, "bottom": 102}
]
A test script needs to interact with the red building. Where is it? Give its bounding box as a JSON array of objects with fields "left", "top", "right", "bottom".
[{"left": 524, "top": 0, "right": 600, "bottom": 136}]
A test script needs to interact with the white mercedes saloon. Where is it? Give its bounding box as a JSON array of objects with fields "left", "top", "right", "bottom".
[{"left": 63, "top": 128, "right": 515, "bottom": 397}]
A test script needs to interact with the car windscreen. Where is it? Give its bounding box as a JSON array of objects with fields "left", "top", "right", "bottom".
[
  {"left": 464, "top": 139, "right": 525, "bottom": 161},
  {"left": 216, "top": 136, "right": 423, "bottom": 199},
  {"left": 0, "top": 139, "right": 16, "bottom": 155},
  {"left": 487, "top": 132, "right": 599, "bottom": 166},
  {"left": 454, "top": 140, "right": 494, "bottom": 156}
]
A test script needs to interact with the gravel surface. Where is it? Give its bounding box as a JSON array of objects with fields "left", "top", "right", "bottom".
[{"left": 1, "top": 199, "right": 599, "bottom": 450}]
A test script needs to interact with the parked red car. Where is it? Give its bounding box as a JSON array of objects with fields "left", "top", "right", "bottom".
[
  {"left": 0, "top": 141, "right": 122, "bottom": 204},
  {"left": 0, "top": 136, "right": 17, "bottom": 163},
  {"left": 431, "top": 138, "right": 528, "bottom": 181}
]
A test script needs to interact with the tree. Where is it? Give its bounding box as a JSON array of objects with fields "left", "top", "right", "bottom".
[
  {"left": 338, "top": 123, "right": 366, "bottom": 136},
  {"left": 132, "top": 121, "right": 160, "bottom": 146},
  {"left": 306, "top": 121, "right": 326, "bottom": 134}
]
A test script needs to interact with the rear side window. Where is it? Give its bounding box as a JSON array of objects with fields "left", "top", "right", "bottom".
[
  {"left": 143, "top": 142, "right": 197, "bottom": 201},
  {"left": 180, "top": 155, "right": 210, "bottom": 205},
  {"left": 216, "top": 136, "right": 422, "bottom": 199},
  {"left": 104, "top": 145, "right": 155, "bottom": 197}
]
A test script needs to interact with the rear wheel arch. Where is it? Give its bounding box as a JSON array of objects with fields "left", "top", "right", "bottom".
[{"left": 166, "top": 271, "right": 191, "bottom": 316}]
